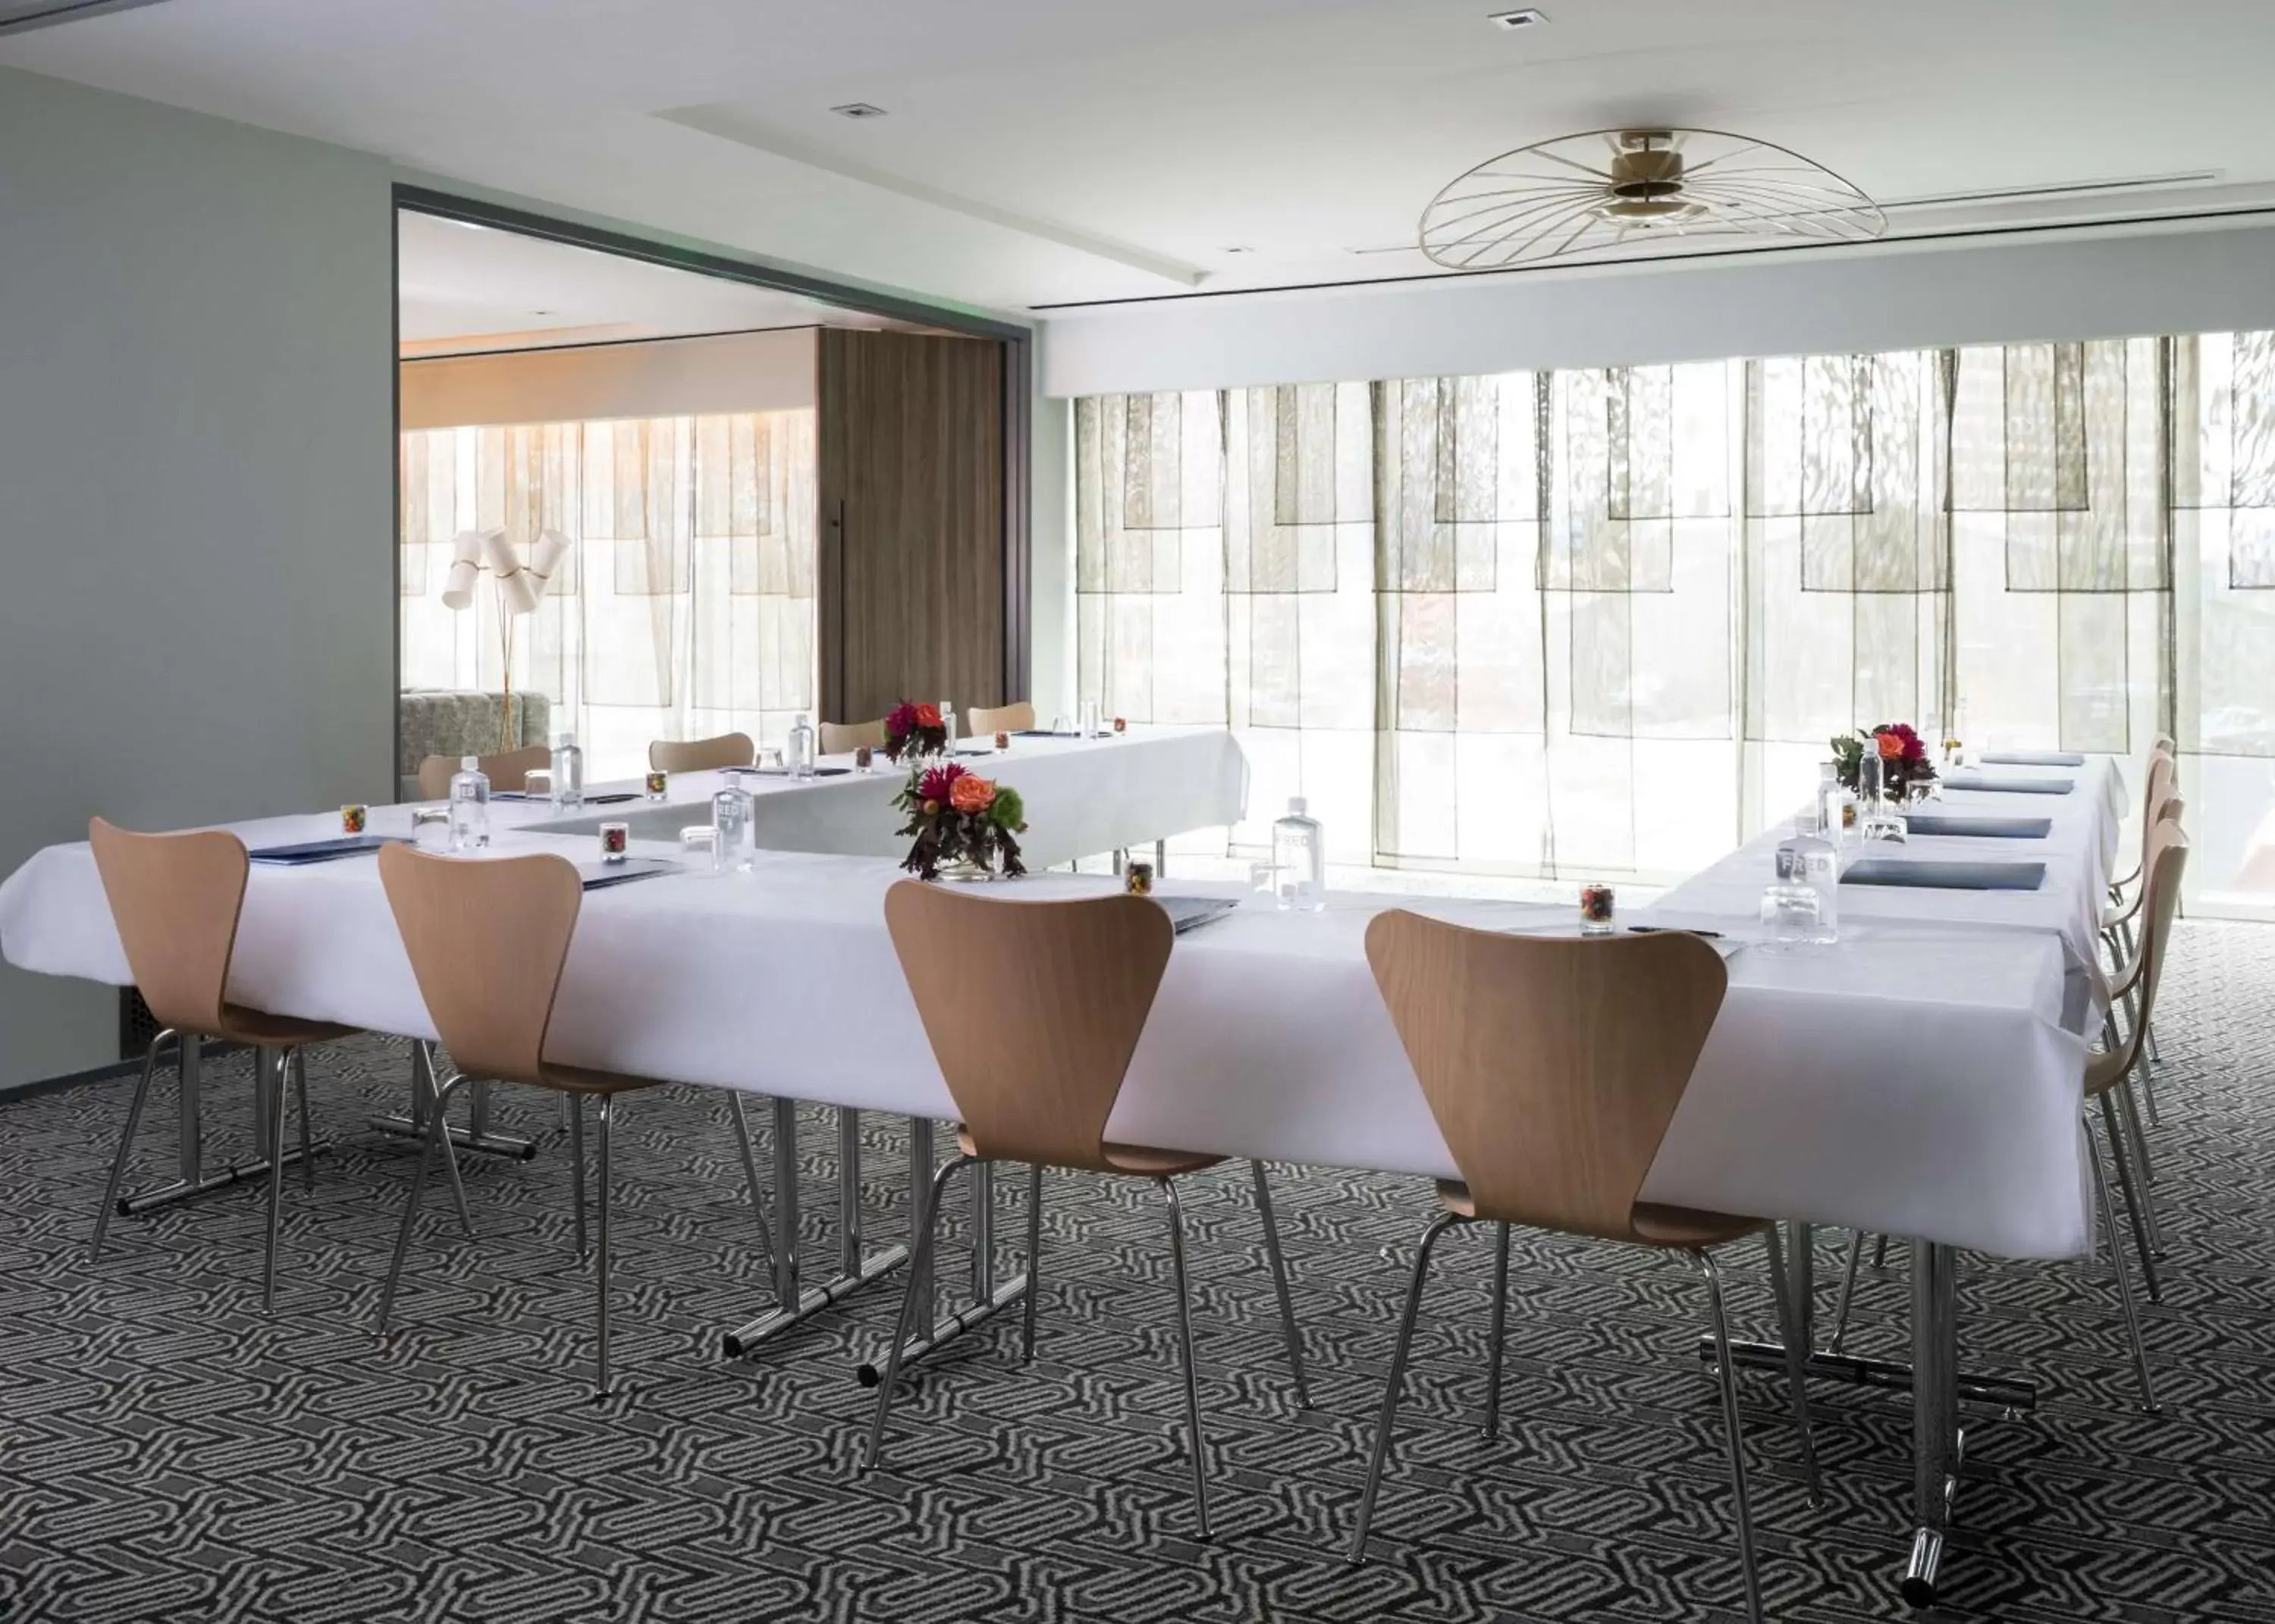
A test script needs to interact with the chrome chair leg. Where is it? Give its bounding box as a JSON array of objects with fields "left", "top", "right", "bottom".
[
  {"left": 2098, "top": 1093, "right": 2160, "bottom": 1303},
  {"left": 260, "top": 1049, "right": 290, "bottom": 1313},
  {"left": 1348, "top": 1210, "right": 1463, "bottom": 1564},
  {"left": 2117, "top": 1081, "right": 2162, "bottom": 1251},
  {"left": 2089, "top": 1113, "right": 2158, "bottom": 1413},
  {"left": 1249, "top": 1161, "right": 1312, "bottom": 1409},
  {"left": 865, "top": 1153, "right": 973, "bottom": 1471},
  {"left": 1761, "top": 1225, "right": 1822, "bottom": 1506},
  {"left": 90, "top": 1028, "right": 174, "bottom": 1260},
  {"left": 377, "top": 1074, "right": 470, "bottom": 1335},
  {"left": 594, "top": 1095, "right": 613, "bottom": 1400},
  {"left": 417, "top": 1053, "right": 475, "bottom": 1240},
  {"left": 726, "top": 1093, "right": 774, "bottom": 1270},
  {"left": 568, "top": 1093, "right": 588, "bottom": 1263},
  {"left": 1872, "top": 1233, "right": 1890, "bottom": 1271},
  {"left": 1021, "top": 1163, "right": 1043, "bottom": 1364},
  {"left": 1829, "top": 1228, "right": 1864, "bottom": 1355},
  {"left": 1159, "top": 1175, "right": 1210, "bottom": 1541},
  {"left": 290, "top": 1050, "right": 315, "bottom": 1193},
  {"left": 1482, "top": 1221, "right": 1510, "bottom": 1438},
  {"left": 1696, "top": 1248, "right": 1766, "bottom": 1624}
]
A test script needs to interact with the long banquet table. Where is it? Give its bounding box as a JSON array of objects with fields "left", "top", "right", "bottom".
[{"left": 0, "top": 734, "right": 2123, "bottom": 1607}]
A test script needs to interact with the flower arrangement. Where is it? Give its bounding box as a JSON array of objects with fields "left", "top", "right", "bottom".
[
  {"left": 883, "top": 700, "right": 948, "bottom": 764},
  {"left": 1831, "top": 723, "right": 1938, "bottom": 802},
  {"left": 894, "top": 760, "right": 1028, "bottom": 881}
]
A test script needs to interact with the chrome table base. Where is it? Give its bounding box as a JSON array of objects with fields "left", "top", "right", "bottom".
[
  {"left": 369, "top": 1044, "right": 537, "bottom": 1161},
  {"left": 1696, "top": 1224, "right": 2019, "bottom": 1610},
  {"left": 113, "top": 1036, "right": 331, "bottom": 1218}
]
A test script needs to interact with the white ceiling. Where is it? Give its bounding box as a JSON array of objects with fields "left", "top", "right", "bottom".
[
  {"left": 395, "top": 208, "right": 919, "bottom": 356},
  {"left": 9, "top": 0, "right": 2275, "bottom": 313}
]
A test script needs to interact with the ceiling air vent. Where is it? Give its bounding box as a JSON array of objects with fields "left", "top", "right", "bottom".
[{"left": 0, "top": 0, "right": 171, "bottom": 36}]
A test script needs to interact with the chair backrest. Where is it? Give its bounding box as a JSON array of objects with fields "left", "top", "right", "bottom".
[
  {"left": 86, "top": 818, "right": 249, "bottom": 1037},
  {"left": 2157, "top": 794, "right": 2185, "bottom": 827},
  {"left": 649, "top": 732, "right": 753, "bottom": 773},
  {"left": 417, "top": 744, "right": 553, "bottom": 801},
  {"left": 1364, "top": 910, "right": 1729, "bottom": 1242},
  {"left": 821, "top": 718, "right": 886, "bottom": 755},
  {"left": 2143, "top": 751, "right": 2176, "bottom": 823},
  {"left": 2094, "top": 823, "right": 2189, "bottom": 1094},
  {"left": 377, "top": 845, "right": 582, "bottom": 1086},
  {"left": 883, "top": 883, "right": 1174, "bottom": 1173},
  {"left": 967, "top": 702, "right": 1035, "bottom": 736}
]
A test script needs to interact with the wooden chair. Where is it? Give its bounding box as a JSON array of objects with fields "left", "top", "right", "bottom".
[
  {"left": 965, "top": 702, "right": 1035, "bottom": 736},
  {"left": 416, "top": 743, "right": 553, "bottom": 801},
  {"left": 1353, "top": 914, "right": 1818, "bottom": 1624},
  {"left": 867, "top": 883, "right": 1311, "bottom": 1538},
  {"left": 86, "top": 818, "right": 358, "bottom": 1311},
  {"left": 820, "top": 718, "right": 885, "bottom": 756},
  {"left": 374, "top": 844, "right": 770, "bottom": 1399},
  {"left": 648, "top": 732, "right": 754, "bottom": 773}
]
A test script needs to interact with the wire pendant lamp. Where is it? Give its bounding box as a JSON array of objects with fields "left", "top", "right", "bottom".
[{"left": 1420, "top": 127, "right": 1884, "bottom": 271}]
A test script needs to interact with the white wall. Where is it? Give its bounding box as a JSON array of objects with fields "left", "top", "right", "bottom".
[
  {"left": 0, "top": 68, "right": 396, "bottom": 1086},
  {"left": 1040, "top": 217, "right": 2275, "bottom": 397},
  {"left": 401, "top": 326, "right": 817, "bottom": 429}
]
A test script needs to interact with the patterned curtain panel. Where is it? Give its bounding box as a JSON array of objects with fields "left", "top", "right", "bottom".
[{"left": 399, "top": 410, "right": 817, "bottom": 779}]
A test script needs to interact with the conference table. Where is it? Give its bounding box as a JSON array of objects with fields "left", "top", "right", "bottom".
[{"left": 0, "top": 731, "right": 2123, "bottom": 1608}]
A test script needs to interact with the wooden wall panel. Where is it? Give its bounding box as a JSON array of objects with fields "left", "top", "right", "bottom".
[{"left": 817, "top": 329, "right": 1007, "bottom": 725}]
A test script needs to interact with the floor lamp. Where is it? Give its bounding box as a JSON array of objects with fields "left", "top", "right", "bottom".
[{"left": 441, "top": 527, "right": 570, "bottom": 754}]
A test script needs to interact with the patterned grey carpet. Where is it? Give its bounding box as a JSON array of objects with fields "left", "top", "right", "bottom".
[{"left": 5, "top": 923, "right": 2275, "bottom": 1623}]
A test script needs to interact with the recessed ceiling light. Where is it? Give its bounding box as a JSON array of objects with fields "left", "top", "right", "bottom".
[
  {"left": 1489, "top": 8, "right": 1548, "bottom": 29},
  {"left": 831, "top": 102, "right": 889, "bottom": 120}
]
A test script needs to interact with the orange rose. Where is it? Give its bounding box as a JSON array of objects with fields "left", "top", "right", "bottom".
[
  {"left": 949, "top": 774, "right": 996, "bottom": 814},
  {"left": 1876, "top": 732, "right": 1904, "bottom": 760},
  {"left": 914, "top": 703, "right": 943, "bottom": 729}
]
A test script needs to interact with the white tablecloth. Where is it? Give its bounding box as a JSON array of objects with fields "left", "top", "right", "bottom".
[
  {"left": 0, "top": 820, "right": 2089, "bottom": 1259},
  {"left": 494, "top": 726, "right": 1247, "bottom": 872}
]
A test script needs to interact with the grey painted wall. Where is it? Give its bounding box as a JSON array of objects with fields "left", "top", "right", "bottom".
[{"left": 0, "top": 67, "right": 395, "bottom": 1086}]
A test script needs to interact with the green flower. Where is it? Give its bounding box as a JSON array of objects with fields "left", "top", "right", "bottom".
[{"left": 987, "top": 785, "right": 1025, "bottom": 830}]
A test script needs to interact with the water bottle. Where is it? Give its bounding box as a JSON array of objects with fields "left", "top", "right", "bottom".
[
  {"left": 1820, "top": 760, "right": 1856, "bottom": 846},
  {"left": 1790, "top": 800, "right": 1840, "bottom": 944},
  {"left": 787, "top": 713, "right": 816, "bottom": 779},
  {"left": 940, "top": 704, "right": 959, "bottom": 748},
  {"left": 711, "top": 786, "right": 754, "bottom": 873},
  {"left": 447, "top": 756, "right": 490, "bottom": 851},
  {"left": 1271, "top": 797, "right": 1326, "bottom": 912},
  {"left": 551, "top": 731, "right": 584, "bottom": 810}
]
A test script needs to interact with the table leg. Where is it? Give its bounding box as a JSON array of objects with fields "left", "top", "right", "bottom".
[
  {"left": 719, "top": 1103, "right": 908, "bottom": 1358},
  {"left": 369, "top": 1040, "right": 537, "bottom": 1161},
  {"left": 119, "top": 1037, "right": 331, "bottom": 1216},
  {"left": 852, "top": 1118, "right": 1030, "bottom": 1387}
]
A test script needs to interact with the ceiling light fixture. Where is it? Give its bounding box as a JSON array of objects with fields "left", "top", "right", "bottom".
[
  {"left": 1487, "top": 8, "right": 1548, "bottom": 29},
  {"left": 1419, "top": 127, "right": 1884, "bottom": 270},
  {"left": 830, "top": 102, "right": 889, "bottom": 120}
]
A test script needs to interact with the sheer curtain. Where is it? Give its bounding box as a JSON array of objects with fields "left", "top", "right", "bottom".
[
  {"left": 1074, "top": 332, "right": 2275, "bottom": 912},
  {"left": 400, "top": 410, "right": 817, "bottom": 781}
]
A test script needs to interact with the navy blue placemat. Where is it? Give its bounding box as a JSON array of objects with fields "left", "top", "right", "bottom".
[
  {"left": 1899, "top": 814, "right": 2054, "bottom": 839},
  {"left": 1978, "top": 750, "right": 2086, "bottom": 767},
  {"left": 249, "top": 836, "right": 406, "bottom": 865},
  {"left": 723, "top": 767, "right": 852, "bottom": 778},
  {"left": 1844, "top": 857, "right": 2046, "bottom": 891},
  {"left": 576, "top": 857, "right": 679, "bottom": 891},
  {"left": 1941, "top": 774, "right": 2075, "bottom": 795},
  {"left": 1015, "top": 729, "right": 1084, "bottom": 738}
]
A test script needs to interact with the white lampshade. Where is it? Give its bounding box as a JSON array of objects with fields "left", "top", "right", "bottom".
[
  {"left": 528, "top": 528, "right": 571, "bottom": 590},
  {"left": 438, "top": 528, "right": 491, "bottom": 612},
  {"left": 482, "top": 528, "right": 542, "bottom": 616}
]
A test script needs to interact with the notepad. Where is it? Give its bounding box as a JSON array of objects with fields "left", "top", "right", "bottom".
[
  {"left": 1897, "top": 814, "right": 2054, "bottom": 839},
  {"left": 576, "top": 857, "right": 679, "bottom": 891},
  {"left": 1843, "top": 858, "right": 2046, "bottom": 891},
  {"left": 1941, "top": 774, "right": 2075, "bottom": 795},
  {"left": 1156, "top": 895, "right": 1241, "bottom": 935},
  {"left": 249, "top": 836, "right": 405, "bottom": 865},
  {"left": 1978, "top": 750, "right": 2086, "bottom": 767}
]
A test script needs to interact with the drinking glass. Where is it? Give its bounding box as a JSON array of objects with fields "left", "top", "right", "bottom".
[
  {"left": 1758, "top": 881, "right": 1822, "bottom": 949},
  {"left": 1050, "top": 715, "right": 1072, "bottom": 735},
  {"left": 757, "top": 746, "right": 785, "bottom": 772},
  {"left": 523, "top": 768, "right": 554, "bottom": 804},
  {"left": 680, "top": 825, "right": 720, "bottom": 871},
  {"left": 410, "top": 807, "right": 453, "bottom": 852}
]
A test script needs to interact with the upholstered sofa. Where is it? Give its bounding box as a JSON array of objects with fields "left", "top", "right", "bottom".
[{"left": 397, "top": 689, "right": 551, "bottom": 801}]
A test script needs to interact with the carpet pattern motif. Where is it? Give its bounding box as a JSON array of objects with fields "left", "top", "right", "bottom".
[{"left": 5, "top": 923, "right": 2275, "bottom": 1622}]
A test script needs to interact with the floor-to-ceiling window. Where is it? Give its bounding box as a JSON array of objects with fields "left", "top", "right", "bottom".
[{"left": 1075, "top": 333, "right": 2275, "bottom": 915}]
